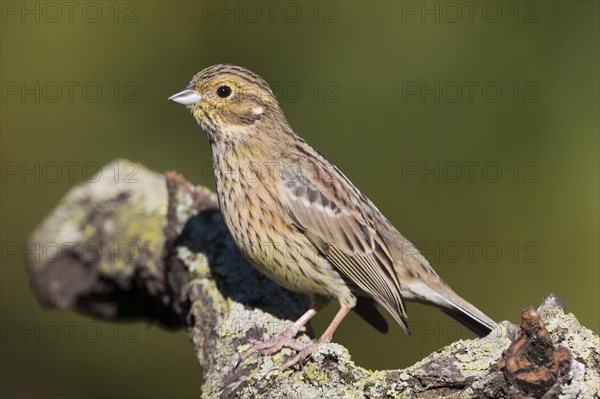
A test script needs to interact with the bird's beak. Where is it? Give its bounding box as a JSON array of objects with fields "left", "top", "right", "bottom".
[{"left": 168, "top": 86, "right": 203, "bottom": 105}]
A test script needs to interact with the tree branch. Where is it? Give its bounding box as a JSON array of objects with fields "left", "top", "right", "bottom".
[{"left": 26, "top": 160, "right": 599, "bottom": 399}]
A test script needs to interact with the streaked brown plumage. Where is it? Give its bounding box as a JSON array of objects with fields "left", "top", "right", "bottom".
[{"left": 169, "top": 64, "right": 496, "bottom": 370}]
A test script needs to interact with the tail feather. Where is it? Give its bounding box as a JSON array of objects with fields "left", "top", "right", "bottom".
[
  {"left": 440, "top": 303, "right": 495, "bottom": 337},
  {"left": 376, "top": 220, "right": 495, "bottom": 337},
  {"left": 404, "top": 280, "right": 496, "bottom": 337}
]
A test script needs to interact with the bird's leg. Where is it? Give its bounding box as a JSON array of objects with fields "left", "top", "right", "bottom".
[
  {"left": 235, "top": 302, "right": 324, "bottom": 368},
  {"left": 277, "top": 305, "right": 352, "bottom": 371}
]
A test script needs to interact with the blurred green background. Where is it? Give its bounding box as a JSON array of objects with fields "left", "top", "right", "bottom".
[{"left": 1, "top": 1, "right": 598, "bottom": 397}]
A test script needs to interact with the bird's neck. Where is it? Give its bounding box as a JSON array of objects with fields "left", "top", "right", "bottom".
[
  {"left": 210, "top": 128, "right": 276, "bottom": 174},
  {"left": 210, "top": 116, "right": 296, "bottom": 157}
]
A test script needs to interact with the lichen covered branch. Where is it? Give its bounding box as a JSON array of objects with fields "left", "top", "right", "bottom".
[{"left": 26, "top": 160, "right": 600, "bottom": 399}]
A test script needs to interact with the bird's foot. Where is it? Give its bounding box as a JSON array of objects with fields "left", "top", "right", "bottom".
[
  {"left": 234, "top": 325, "right": 307, "bottom": 369},
  {"left": 234, "top": 305, "right": 346, "bottom": 372},
  {"left": 275, "top": 338, "right": 328, "bottom": 371},
  {"left": 235, "top": 334, "right": 332, "bottom": 373}
]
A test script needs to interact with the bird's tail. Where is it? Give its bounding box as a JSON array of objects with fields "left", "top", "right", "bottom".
[
  {"left": 406, "top": 280, "right": 496, "bottom": 337},
  {"left": 439, "top": 301, "right": 496, "bottom": 337}
]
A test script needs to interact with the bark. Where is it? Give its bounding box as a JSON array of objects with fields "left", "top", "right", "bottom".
[{"left": 26, "top": 160, "right": 600, "bottom": 399}]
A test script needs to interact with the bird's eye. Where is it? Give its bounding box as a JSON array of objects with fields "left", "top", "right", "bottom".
[{"left": 217, "top": 85, "right": 232, "bottom": 98}]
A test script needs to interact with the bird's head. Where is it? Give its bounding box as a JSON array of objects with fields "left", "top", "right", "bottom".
[{"left": 169, "top": 64, "right": 286, "bottom": 143}]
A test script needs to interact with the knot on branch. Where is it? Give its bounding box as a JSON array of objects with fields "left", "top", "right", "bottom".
[{"left": 502, "top": 306, "right": 572, "bottom": 398}]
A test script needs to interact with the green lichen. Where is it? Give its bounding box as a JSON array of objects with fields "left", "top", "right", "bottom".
[
  {"left": 97, "top": 194, "right": 167, "bottom": 276},
  {"left": 178, "top": 246, "right": 211, "bottom": 279}
]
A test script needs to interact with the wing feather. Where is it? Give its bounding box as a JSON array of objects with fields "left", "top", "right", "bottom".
[{"left": 278, "top": 161, "right": 409, "bottom": 333}]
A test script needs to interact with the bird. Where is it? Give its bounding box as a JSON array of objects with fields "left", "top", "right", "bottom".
[{"left": 169, "top": 64, "right": 496, "bottom": 371}]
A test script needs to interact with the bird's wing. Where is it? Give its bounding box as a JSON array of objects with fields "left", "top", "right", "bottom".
[{"left": 278, "top": 160, "right": 409, "bottom": 334}]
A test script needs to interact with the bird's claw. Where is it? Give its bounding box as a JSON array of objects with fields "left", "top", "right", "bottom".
[
  {"left": 277, "top": 343, "right": 319, "bottom": 371},
  {"left": 233, "top": 356, "right": 243, "bottom": 370},
  {"left": 233, "top": 334, "right": 316, "bottom": 372}
]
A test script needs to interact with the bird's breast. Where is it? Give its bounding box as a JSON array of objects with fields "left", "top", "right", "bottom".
[
  {"left": 212, "top": 151, "right": 290, "bottom": 263},
  {"left": 210, "top": 149, "right": 349, "bottom": 296}
]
